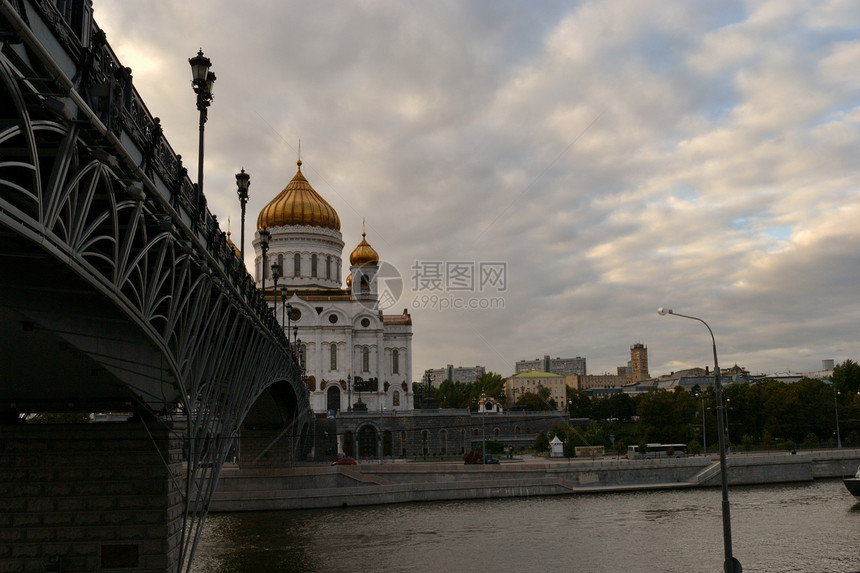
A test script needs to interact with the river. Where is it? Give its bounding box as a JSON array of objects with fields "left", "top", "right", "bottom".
[{"left": 191, "top": 479, "right": 860, "bottom": 572}]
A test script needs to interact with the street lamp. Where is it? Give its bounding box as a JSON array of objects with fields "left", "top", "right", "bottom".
[
  {"left": 658, "top": 308, "right": 741, "bottom": 573},
  {"left": 347, "top": 371, "right": 352, "bottom": 412},
  {"left": 834, "top": 388, "right": 842, "bottom": 449},
  {"left": 271, "top": 261, "right": 280, "bottom": 319},
  {"left": 697, "top": 392, "right": 707, "bottom": 455},
  {"left": 259, "top": 227, "right": 270, "bottom": 299},
  {"left": 725, "top": 397, "right": 732, "bottom": 445},
  {"left": 280, "top": 287, "right": 288, "bottom": 337},
  {"left": 189, "top": 49, "right": 215, "bottom": 228},
  {"left": 235, "top": 168, "right": 250, "bottom": 259}
]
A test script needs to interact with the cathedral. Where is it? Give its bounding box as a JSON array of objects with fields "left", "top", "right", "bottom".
[{"left": 250, "top": 158, "right": 414, "bottom": 415}]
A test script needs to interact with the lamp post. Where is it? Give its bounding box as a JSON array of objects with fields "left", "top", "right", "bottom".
[
  {"left": 697, "top": 393, "right": 707, "bottom": 455},
  {"left": 235, "top": 169, "right": 250, "bottom": 259},
  {"left": 658, "top": 308, "right": 741, "bottom": 573},
  {"left": 189, "top": 50, "right": 215, "bottom": 228},
  {"left": 281, "top": 288, "right": 288, "bottom": 337},
  {"left": 834, "top": 388, "right": 842, "bottom": 449},
  {"left": 271, "top": 261, "right": 280, "bottom": 320},
  {"left": 725, "top": 397, "right": 731, "bottom": 445},
  {"left": 347, "top": 371, "right": 352, "bottom": 412},
  {"left": 259, "top": 227, "right": 270, "bottom": 300}
]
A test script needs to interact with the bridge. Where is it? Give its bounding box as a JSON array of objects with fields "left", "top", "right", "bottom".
[{"left": 0, "top": 1, "right": 311, "bottom": 570}]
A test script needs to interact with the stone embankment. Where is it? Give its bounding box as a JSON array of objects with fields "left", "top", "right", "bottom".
[{"left": 209, "top": 449, "right": 860, "bottom": 512}]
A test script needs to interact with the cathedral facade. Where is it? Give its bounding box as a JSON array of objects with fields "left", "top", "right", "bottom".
[{"left": 251, "top": 159, "right": 413, "bottom": 414}]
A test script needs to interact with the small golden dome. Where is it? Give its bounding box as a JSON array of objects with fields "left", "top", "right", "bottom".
[
  {"left": 256, "top": 159, "right": 341, "bottom": 231},
  {"left": 349, "top": 232, "right": 379, "bottom": 266},
  {"left": 225, "top": 230, "right": 241, "bottom": 258},
  {"left": 346, "top": 274, "right": 352, "bottom": 288}
]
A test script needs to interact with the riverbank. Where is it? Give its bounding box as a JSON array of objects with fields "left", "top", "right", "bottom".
[{"left": 209, "top": 448, "right": 860, "bottom": 512}]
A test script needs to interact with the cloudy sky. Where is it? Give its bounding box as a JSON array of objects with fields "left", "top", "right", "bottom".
[{"left": 94, "top": 0, "right": 860, "bottom": 379}]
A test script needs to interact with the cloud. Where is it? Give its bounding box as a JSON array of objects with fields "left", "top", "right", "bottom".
[{"left": 95, "top": 0, "right": 860, "bottom": 378}]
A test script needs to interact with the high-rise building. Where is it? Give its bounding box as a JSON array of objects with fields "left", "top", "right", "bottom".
[
  {"left": 515, "top": 355, "right": 586, "bottom": 377},
  {"left": 423, "top": 365, "right": 486, "bottom": 387}
]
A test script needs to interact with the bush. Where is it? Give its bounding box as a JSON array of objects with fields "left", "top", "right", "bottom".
[
  {"left": 485, "top": 440, "right": 505, "bottom": 455},
  {"left": 688, "top": 440, "right": 701, "bottom": 456}
]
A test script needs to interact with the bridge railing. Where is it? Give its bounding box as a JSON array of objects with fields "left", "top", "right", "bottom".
[{"left": 7, "top": 0, "right": 290, "bottom": 348}]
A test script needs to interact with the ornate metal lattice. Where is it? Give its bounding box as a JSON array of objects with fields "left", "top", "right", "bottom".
[{"left": 0, "top": 2, "right": 311, "bottom": 569}]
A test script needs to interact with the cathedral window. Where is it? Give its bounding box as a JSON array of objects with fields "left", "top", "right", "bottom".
[
  {"left": 362, "top": 347, "right": 370, "bottom": 372},
  {"left": 294, "top": 253, "right": 301, "bottom": 277},
  {"left": 326, "top": 256, "right": 331, "bottom": 280},
  {"left": 299, "top": 343, "right": 307, "bottom": 371},
  {"left": 277, "top": 253, "right": 283, "bottom": 276},
  {"left": 392, "top": 350, "right": 399, "bottom": 374},
  {"left": 330, "top": 343, "right": 337, "bottom": 370},
  {"left": 393, "top": 390, "right": 400, "bottom": 406},
  {"left": 311, "top": 254, "right": 318, "bottom": 277}
]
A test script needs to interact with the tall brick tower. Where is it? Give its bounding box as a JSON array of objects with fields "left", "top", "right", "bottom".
[{"left": 630, "top": 343, "right": 650, "bottom": 382}]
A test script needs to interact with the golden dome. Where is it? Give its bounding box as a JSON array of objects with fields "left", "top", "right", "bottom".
[
  {"left": 349, "top": 232, "right": 379, "bottom": 266},
  {"left": 225, "top": 230, "right": 241, "bottom": 258},
  {"left": 346, "top": 274, "right": 352, "bottom": 288},
  {"left": 256, "top": 159, "right": 341, "bottom": 231}
]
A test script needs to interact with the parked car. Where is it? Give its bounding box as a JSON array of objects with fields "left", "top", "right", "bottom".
[
  {"left": 484, "top": 455, "right": 500, "bottom": 464},
  {"left": 331, "top": 456, "right": 357, "bottom": 466}
]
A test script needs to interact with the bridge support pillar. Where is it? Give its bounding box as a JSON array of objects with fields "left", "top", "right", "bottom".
[{"left": 0, "top": 418, "right": 185, "bottom": 572}]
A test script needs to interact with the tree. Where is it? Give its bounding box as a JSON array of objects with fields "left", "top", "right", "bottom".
[
  {"left": 567, "top": 388, "right": 592, "bottom": 418},
  {"left": 533, "top": 431, "right": 550, "bottom": 452},
  {"left": 832, "top": 359, "right": 860, "bottom": 395}
]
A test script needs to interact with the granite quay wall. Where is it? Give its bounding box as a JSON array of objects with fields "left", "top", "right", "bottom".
[
  {"left": 0, "top": 420, "right": 185, "bottom": 572},
  {"left": 210, "top": 449, "right": 860, "bottom": 512}
]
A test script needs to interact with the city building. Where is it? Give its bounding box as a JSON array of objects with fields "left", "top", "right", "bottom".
[
  {"left": 505, "top": 371, "right": 567, "bottom": 411},
  {"left": 629, "top": 343, "right": 650, "bottom": 382},
  {"left": 253, "top": 158, "right": 414, "bottom": 414},
  {"left": 515, "top": 355, "right": 586, "bottom": 377},
  {"left": 567, "top": 373, "right": 627, "bottom": 391},
  {"left": 423, "top": 365, "right": 486, "bottom": 387}
]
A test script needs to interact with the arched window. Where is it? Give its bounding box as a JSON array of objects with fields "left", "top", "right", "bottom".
[
  {"left": 393, "top": 390, "right": 400, "bottom": 406},
  {"left": 326, "top": 256, "right": 332, "bottom": 280},
  {"left": 311, "top": 254, "right": 318, "bottom": 277},
  {"left": 362, "top": 347, "right": 370, "bottom": 372},
  {"left": 277, "top": 253, "right": 283, "bottom": 276},
  {"left": 299, "top": 343, "right": 307, "bottom": 370},
  {"left": 392, "top": 349, "right": 399, "bottom": 374},
  {"left": 294, "top": 253, "right": 301, "bottom": 277},
  {"left": 330, "top": 343, "right": 337, "bottom": 370}
]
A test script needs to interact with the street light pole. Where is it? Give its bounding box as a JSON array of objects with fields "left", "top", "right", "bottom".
[
  {"left": 235, "top": 169, "right": 250, "bottom": 259},
  {"left": 658, "top": 308, "right": 741, "bottom": 573},
  {"left": 271, "top": 261, "right": 280, "bottom": 320},
  {"left": 189, "top": 50, "right": 215, "bottom": 229},
  {"left": 259, "top": 227, "right": 270, "bottom": 301},
  {"left": 834, "top": 389, "right": 842, "bottom": 449},
  {"left": 697, "top": 393, "right": 707, "bottom": 455}
]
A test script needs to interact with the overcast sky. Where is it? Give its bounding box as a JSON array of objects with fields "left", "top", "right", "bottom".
[{"left": 94, "top": 0, "right": 860, "bottom": 379}]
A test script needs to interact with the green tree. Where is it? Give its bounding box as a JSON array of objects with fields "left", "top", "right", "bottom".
[
  {"left": 533, "top": 431, "right": 550, "bottom": 452},
  {"left": 567, "top": 388, "right": 592, "bottom": 418},
  {"left": 832, "top": 359, "right": 860, "bottom": 395}
]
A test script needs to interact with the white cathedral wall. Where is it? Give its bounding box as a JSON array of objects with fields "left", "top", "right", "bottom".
[{"left": 270, "top": 297, "right": 413, "bottom": 414}]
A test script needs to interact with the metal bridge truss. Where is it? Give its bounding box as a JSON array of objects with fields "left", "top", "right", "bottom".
[{"left": 0, "top": 1, "right": 312, "bottom": 568}]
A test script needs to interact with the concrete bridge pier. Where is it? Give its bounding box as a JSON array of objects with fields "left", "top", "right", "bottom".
[{"left": 1, "top": 418, "right": 186, "bottom": 572}]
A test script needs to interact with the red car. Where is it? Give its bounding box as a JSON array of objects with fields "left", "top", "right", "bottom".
[{"left": 331, "top": 457, "right": 357, "bottom": 466}]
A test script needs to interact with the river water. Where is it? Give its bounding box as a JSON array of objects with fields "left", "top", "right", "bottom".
[{"left": 191, "top": 479, "right": 860, "bottom": 572}]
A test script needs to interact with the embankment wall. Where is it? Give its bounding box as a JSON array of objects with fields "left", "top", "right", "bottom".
[{"left": 210, "top": 449, "right": 860, "bottom": 512}]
